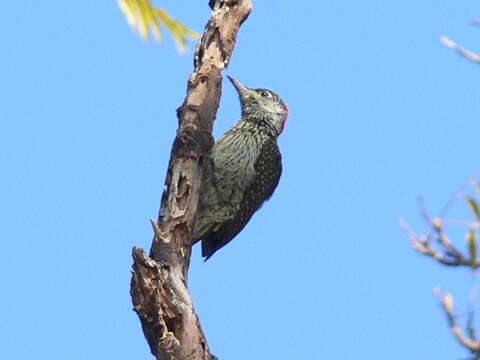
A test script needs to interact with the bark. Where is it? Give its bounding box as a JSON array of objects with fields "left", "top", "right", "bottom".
[{"left": 130, "top": 1, "right": 253, "bottom": 359}]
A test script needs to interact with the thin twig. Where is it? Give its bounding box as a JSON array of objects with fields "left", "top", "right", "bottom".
[
  {"left": 436, "top": 289, "right": 480, "bottom": 355},
  {"left": 400, "top": 216, "right": 474, "bottom": 268},
  {"left": 440, "top": 36, "right": 480, "bottom": 64},
  {"left": 402, "top": 184, "right": 480, "bottom": 269}
]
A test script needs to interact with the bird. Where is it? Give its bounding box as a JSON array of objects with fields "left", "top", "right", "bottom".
[{"left": 193, "top": 75, "right": 288, "bottom": 260}]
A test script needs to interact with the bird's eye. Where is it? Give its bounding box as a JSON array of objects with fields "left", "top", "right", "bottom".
[{"left": 259, "top": 90, "right": 270, "bottom": 98}]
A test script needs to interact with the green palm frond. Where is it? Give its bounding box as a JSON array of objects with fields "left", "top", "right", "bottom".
[{"left": 118, "top": 0, "right": 200, "bottom": 52}]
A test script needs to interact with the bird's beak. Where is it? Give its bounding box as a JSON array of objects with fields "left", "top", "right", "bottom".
[{"left": 227, "top": 75, "right": 251, "bottom": 103}]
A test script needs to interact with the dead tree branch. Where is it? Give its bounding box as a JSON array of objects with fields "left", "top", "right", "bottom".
[{"left": 130, "top": 1, "right": 253, "bottom": 359}]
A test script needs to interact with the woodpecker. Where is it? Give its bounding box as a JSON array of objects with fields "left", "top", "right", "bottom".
[{"left": 193, "top": 76, "right": 288, "bottom": 260}]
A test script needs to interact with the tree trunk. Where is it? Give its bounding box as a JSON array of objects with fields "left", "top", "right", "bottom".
[{"left": 130, "top": 1, "right": 253, "bottom": 359}]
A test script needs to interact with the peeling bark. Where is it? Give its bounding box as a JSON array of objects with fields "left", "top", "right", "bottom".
[{"left": 130, "top": 1, "right": 253, "bottom": 359}]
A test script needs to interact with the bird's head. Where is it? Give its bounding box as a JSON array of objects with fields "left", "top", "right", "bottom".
[{"left": 227, "top": 76, "right": 288, "bottom": 135}]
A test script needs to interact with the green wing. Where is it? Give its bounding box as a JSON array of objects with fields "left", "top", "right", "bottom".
[{"left": 201, "top": 139, "right": 282, "bottom": 260}]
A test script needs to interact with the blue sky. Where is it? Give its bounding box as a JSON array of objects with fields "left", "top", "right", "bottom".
[{"left": 2, "top": 1, "right": 480, "bottom": 359}]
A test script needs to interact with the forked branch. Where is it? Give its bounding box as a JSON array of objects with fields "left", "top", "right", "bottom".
[{"left": 400, "top": 193, "right": 480, "bottom": 270}]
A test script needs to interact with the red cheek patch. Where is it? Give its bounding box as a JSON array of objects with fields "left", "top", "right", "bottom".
[{"left": 280, "top": 102, "right": 288, "bottom": 133}]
